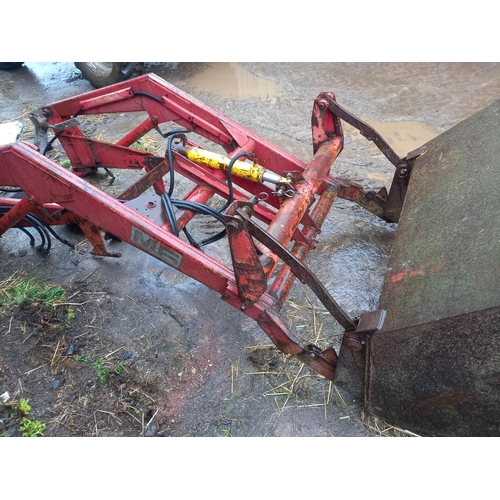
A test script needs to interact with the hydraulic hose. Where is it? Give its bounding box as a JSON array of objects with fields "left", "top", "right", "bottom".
[{"left": 0, "top": 207, "right": 76, "bottom": 254}]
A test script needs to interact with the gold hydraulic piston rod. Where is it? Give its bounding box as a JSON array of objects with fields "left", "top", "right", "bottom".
[{"left": 173, "top": 144, "right": 291, "bottom": 185}]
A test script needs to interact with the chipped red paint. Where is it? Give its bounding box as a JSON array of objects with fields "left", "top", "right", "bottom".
[{"left": 390, "top": 260, "right": 445, "bottom": 283}]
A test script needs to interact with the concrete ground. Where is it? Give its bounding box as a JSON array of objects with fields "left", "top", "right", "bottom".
[{"left": 1, "top": 62, "right": 499, "bottom": 437}]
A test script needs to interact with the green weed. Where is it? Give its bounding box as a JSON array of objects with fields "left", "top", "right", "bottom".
[
  {"left": 18, "top": 398, "right": 31, "bottom": 415},
  {"left": 75, "top": 355, "right": 89, "bottom": 363},
  {"left": 20, "top": 417, "right": 46, "bottom": 437},
  {"left": 91, "top": 359, "right": 110, "bottom": 386},
  {"left": 7, "top": 398, "right": 46, "bottom": 436}
]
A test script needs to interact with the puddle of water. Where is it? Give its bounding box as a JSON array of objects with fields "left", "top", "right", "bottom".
[
  {"left": 188, "top": 62, "right": 282, "bottom": 100},
  {"left": 344, "top": 119, "right": 441, "bottom": 158},
  {"left": 22, "top": 62, "right": 82, "bottom": 90}
]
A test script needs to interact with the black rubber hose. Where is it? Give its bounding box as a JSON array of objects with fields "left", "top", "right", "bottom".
[
  {"left": 159, "top": 131, "right": 258, "bottom": 248},
  {"left": 23, "top": 214, "right": 51, "bottom": 253},
  {"left": 14, "top": 225, "right": 36, "bottom": 247},
  {"left": 26, "top": 218, "right": 47, "bottom": 252},
  {"left": 0, "top": 207, "right": 46, "bottom": 250},
  {"left": 28, "top": 213, "right": 75, "bottom": 249},
  {"left": 0, "top": 207, "right": 75, "bottom": 252},
  {"left": 166, "top": 130, "right": 189, "bottom": 197},
  {"left": 218, "top": 152, "right": 253, "bottom": 213},
  {"left": 179, "top": 151, "right": 256, "bottom": 247},
  {"left": 163, "top": 129, "right": 191, "bottom": 139},
  {"left": 182, "top": 227, "right": 201, "bottom": 250},
  {"left": 132, "top": 91, "right": 163, "bottom": 104},
  {"left": 197, "top": 227, "right": 227, "bottom": 247},
  {"left": 160, "top": 130, "right": 191, "bottom": 237},
  {"left": 161, "top": 193, "right": 179, "bottom": 237},
  {"left": 171, "top": 200, "right": 227, "bottom": 248},
  {"left": 172, "top": 200, "right": 226, "bottom": 223},
  {"left": 162, "top": 133, "right": 233, "bottom": 248}
]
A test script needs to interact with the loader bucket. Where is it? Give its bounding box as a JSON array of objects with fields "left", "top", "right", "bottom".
[{"left": 334, "top": 99, "right": 500, "bottom": 436}]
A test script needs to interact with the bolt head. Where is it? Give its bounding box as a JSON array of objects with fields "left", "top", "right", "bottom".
[{"left": 344, "top": 334, "right": 363, "bottom": 351}]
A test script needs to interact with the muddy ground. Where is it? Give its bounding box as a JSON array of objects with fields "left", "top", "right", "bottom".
[{"left": 1, "top": 62, "right": 499, "bottom": 437}]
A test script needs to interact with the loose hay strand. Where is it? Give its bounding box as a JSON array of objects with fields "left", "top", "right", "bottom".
[{"left": 50, "top": 340, "right": 61, "bottom": 366}]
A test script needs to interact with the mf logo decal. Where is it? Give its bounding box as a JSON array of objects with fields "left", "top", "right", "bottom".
[{"left": 130, "top": 226, "right": 183, "bottom": 269}]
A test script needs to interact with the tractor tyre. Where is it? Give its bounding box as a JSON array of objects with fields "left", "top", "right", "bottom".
[
  {"left": 74, "top": 62, "right": 137, "bottom": 88},
  {"left": 0, "top": 62, "right": 24, "bottom": 70}
]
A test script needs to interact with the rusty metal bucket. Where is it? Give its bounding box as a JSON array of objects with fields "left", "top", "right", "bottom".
[{"left": 334, "top": 100, "right": 500, "bottom": 436}]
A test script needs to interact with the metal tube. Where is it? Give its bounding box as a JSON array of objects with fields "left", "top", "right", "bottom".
[
  {"left": 116, "top": 116, "right": 159, "bottom": 148},
  {"left": 174, "top": 185, "right": 216, "bottom": 231},
  {"left": 269, "top": 182, "right": 339, "bottom": 309},
  {"left": 258, "top": 138, "right": 342, "bottom": 277},
  {"left": 0, "top": 195, "right": 37, "bottom": 236}
]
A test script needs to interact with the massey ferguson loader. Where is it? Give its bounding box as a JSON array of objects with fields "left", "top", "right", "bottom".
[{"left": 1, "top": 73, "right": 498, "bottom": 436}]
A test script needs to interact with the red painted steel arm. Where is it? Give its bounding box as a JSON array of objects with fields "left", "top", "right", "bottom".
[
  {"left": 0, "top": 141, "right": 339, "bottom": 380},
  {"left": 1, "top": 77, "right": 396, "bottom": 382},
  {"left": 43, "top": 74, "right": 307, "bottom": 177}
]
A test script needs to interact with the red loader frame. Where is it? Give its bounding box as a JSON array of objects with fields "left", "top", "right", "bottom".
[{"left": 0, "top": 74, "right": 407, "bottom": 381}]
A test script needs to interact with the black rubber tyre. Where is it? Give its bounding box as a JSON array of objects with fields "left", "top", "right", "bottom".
[
  {"left": 0, "top": 62, "right": 24, "bottom": 70},
  {"left": 74, "top": 62, "right": 137, "bottom": 88}
]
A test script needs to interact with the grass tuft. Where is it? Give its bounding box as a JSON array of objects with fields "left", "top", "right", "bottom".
[{"left": 0, "top": 273, "right": 65, "bottom": 308}]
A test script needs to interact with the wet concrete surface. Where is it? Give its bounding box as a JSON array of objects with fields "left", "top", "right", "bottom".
[{"left": 1, "top": 62, "right": 500, "bottom": 436}]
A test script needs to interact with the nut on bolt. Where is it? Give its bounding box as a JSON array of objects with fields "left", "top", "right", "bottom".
[
  {"left": 344, "top": 333, "right": 363, "bottom": 351},
  {"left": 307, "top": 343, "right": 322, "bottom": 359},
  {"left": 241, "top": 299, "right": 253, "bottom": 310},
  {"left": 397, "top": 163, "right": 409, "bottom": 178}
]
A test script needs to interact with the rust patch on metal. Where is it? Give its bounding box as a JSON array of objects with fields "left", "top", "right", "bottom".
[{"left": 414, "top": 390, "right": 477, "bottom": 414}]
